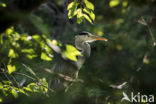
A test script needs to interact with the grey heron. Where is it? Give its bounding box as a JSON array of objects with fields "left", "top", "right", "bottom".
[{"left": 49, "top": 31, "right": 108, "bottom": 91}]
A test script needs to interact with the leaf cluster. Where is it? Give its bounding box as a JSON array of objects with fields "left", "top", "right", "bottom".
[{"left": 67, "top": 0, "right": 95, "bottom": 24}]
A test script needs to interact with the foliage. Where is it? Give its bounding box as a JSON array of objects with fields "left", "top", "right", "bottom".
[
  {"left": 0, "top": 0, "right": 156, "bottom": 104},
  {"left": 67, "top": 0, "right": 95, "bottom": 24},
  {"left": 0, "top": 1, "right": 6, "bottom": 7},
  {"left": 0, "top": 26, "right": 82, "bottom": 101}
]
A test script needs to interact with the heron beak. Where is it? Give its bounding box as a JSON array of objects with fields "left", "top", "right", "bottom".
[{"left": 91, "top": 35, "right": 108, "bottom": 42}]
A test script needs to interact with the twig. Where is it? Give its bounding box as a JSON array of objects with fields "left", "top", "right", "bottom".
[
  {"left": 0, "top": 68, "right": 15, "bottom": 87},
  {"left": 43, "top": 67, "right": 83, "bottom": 83},
  {"left": 10, "top": 74, "right": 20, "bottom": 87},
  {"left": 15, "top": 72, "right": 36, "bottom": 81},
  {"left": 139, "top": 16, "right": 156, "bottom": 46},
  {"left": 22, "top": 63, "right": 39, "bottom": 80}
]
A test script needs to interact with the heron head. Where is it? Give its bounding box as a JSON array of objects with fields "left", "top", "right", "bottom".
[{"left": 75, "top": 31, "right": 108, "bottom": 43}]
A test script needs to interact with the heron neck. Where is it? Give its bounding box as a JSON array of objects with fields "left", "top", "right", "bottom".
[
  {"left": 81, "top": 42, "right": 91, "bottom": 58},
  {"left": 75, "top": 41, "right": 91, "bottom": 58},
  {"left": 75, "top": 41, "right": 91, "bottom": 70}
]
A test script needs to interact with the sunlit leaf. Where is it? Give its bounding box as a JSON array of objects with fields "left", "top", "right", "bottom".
[
  {"left": 0, "top": 98, "right": 3, "bottom": 103},
  {"left": 41, "top": 52, "right": 52, "bottom": 61},
  {"left": 8, "top": 49, "right": 18, "bottom": 58},
  {"left": 0, "top": 3, "right": 7, "bottom": 7},
  {"left": 89, "top": 11, "right": 95, "bottom": 21},
  {"left": 21, "top": 49, "right": 34, "bottom": 53},
  {"left": 109, "top": 0, "right": 120, "bottom": 7},
  {"left": 83, "top": 8, "right": 95, "bottom": 21},
  {"left": 83, "top": 14, "right": 92, "bottom": 23},
  {"left": 7, "top": 64, "right": 16, "bottom": 74},
  {"left": 6, "top": 27, "right": 14, "bottom": 35},
  {"left": 0, "top": 85, "right": 3, "bottom": 89},
  {"left": 11, "top": 89, "right": 18, "bottom": 98},
  {"left": 76, "top": 9, "right": 84, "bottom": 24},
  {"left": 18, "top": 89, "right": 26, "bottom": 94},
  {"left": 122, "top": 1, "right": 128, "bottom": 7},
  {"left": 32, "top": 35, "right": 41, "bottom": 41},
  {"left": 67, "top": 1, "right": 77, "bottom": 19},
  {"left": 39, "top": 78, "right": 48, "bottom": 93},
  {"left": 83, "top": 7, "right": 90, "bottom": 14},
  {"left": 2, "top": 81, "right": 12, "bottom": 84},
  {"left": 23, "top": 87, "right": 32, "bottom": 92},
  {"left": 26, "top": 54, "right": 37, "bottom": 59},
  {"left": 67, "top": 2, "right": 75, "bottom": 10},
  {"left": 84, "top": 0, "right": 94, "bottom": 10},
  {"left": 63, "top": 44, "right": 82, "bottom": 61}
]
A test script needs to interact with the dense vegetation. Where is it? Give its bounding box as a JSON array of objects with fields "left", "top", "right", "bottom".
[{"left": 0, "top": 0, "right": 156, "bottom": 104}]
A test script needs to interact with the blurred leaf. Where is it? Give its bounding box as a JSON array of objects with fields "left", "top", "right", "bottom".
[
  {"left": 109, "top": 0, "right": 120, "bottom": 7},
  {"left": 67, "top": 0, "right": 77, "bottom": 19},
  {"left": 63, "top": 44, "right": 82, "bottom": 61},
  {"left": 32, "top": 35, "right": 41, "bottom": 41},
  {"left": 83, "top": 14, "right": 92, "bottom": 23},
  {"left": 0, "top": 35, "right": 3, "bottom": 44},
  {"left": 5, "top": 27, "right": 14, "bottom": 35},
  {"left": 83, "top": 7, "right": 90, "bottom": 14},
  {"left": 122, "top": 1, "right": 128, "bottom": 7},
  {"left": 83, "top": 8, "right": 95, "bottom": 21},
  {"left": 23, "top": 87, "right": 32, "bottom": 92},
  {"left": 11, "top": 89, "right": 18, "bottom": 98},
  {"left": 21, "top": 49, "right": 34, "bottom": 54},
  {"left": 0, "top": 2, "right": 7, "bottom": 7},
  {"left": 89, "top": 11, "right": 95, "bottom": 21},
  {"left": 67, "top": 2, "right": 75, "bottom": 10},
  {"left": 41, "top": 52, "right": 52, "bottom": 61},
  {"left": 7, "top": 64, "right": 16, "bottom": 74},
  {"left": 116, "top": 44, "right": 122, "bottom": 51},
  {"left": 8, "top": 49, "right": 18, "bottom": 58},
  {"left": 84, "top": 0, "right": 94, "bottom": 10},
  {"left": 0, "top": 97, "right": 3, "bottom": 103},
  {"left": 76, "top": 9, "right": 84, "bottom": 24}
]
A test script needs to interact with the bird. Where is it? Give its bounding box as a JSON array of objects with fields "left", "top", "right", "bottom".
[{"left": 48, "top": 31, "right": 108, "bottom": 91}]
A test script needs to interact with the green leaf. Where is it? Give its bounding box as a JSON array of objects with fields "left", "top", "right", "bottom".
[
  {"left": 83, "top": 8, "right": 95, "bottom": 21},
  {"left": 7, "top": 64, "right": 16, "bottom": 74},
  {"left": 23, "top": 87, "right": 32, "bottom": 92},
  {"left": 89, "top": 11, "right": 95, "bottom": 21},
  {"left": 8, "top": 49, "right": 18, "bottom": 58},
  {"left": 67, "top": 2, "right": 75, "bottom": 10},
  {"left": 11, "top": 89, "right": 18, "bottom": 98},
  {"left": 76, "top": 8, "right": 84, "bottom": 24},
  {"left": 67, "top": 1, "right": 77, "bottom": 19},
  {"left": 122, "top": 1, "right": 128, "bottom": 7},
  {"left": 19, "top": 89, "right": 26, "bottom": 94},
  {"left": 0, "top": 3, "right": 7, "bottom": 7},
  {"left": 109, "top": 0, "right": 120, "bottom": 7},
  {"left": 83, "top": 7, "right": 90, "bottom": 14},
  {"left": 41, "top": 52, "right": 52, "bottom": 61},
  {"left": 84, "top": 0, "right": 94, "bottom": 10},
  {"left": 77, "top": 16, "right": 83, "bottom": 24},
  {"left": 63, "top": 44, "right": 82, "bottom": 61},
  {"left": 83, "top": 14, "right": 92, "bottom": 23},
  {"left": 32, "top": 35, "right": 41, "bottom": 41},
  {"left": 21, "top": 49, "right": 34, "bottom": 54},
  {"left": 0, "top": 98, "right": 3, "bottom": 103},
  {"left": 5, "top": 27, "right": 14, "bottom": 35}
]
